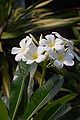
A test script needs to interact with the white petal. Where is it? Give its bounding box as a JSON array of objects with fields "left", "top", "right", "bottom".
[
  {"left": 26, "top": 36, "right": 31, "bottom": 41},
  {"left": 49, "top": 51, "right": 58, "bottom": 60},
  {"left": 29, "top": 44, "right": 37, "bottom": 54},
  {"left": 19, "top": 39, "right": 26, "bottom": 48},
  {"left": 24, "top": 52, "right": 33, "bottom": 60},
  {"left": 57, "top": 48, "right": 65, "bottom": 54},
  {"left": 22, "top": 47, "right": 29, "bottom": 55},
  {"left": 22, "top": 56, "right": 28, "bottom": 62},
  {"left": 26, "top": 36, "right": 32, "bottom": 47},
  {"left": 64, "top": 59, "right": 74, "bottom": 66},
  {"left": 26, "top": 60, "right": 35, "bottom": 64},
  {"left": 37, "top": 46, "right": 45, "bottom": 55},
  {"left": 45, "top": 46, "right": 51, "bottom": 52},
  {"left": 45, "top": 34, "right": 55, "bottom": 41},
  {"left": 55, "top": 45, "right": 64, "bottom": 51},
  {"left": 39, "top": 39, "right": 47, "bottom": 46},
  {"left": 11, "top": 47, "right": 21, "bottom": 54},
  {"left": 15, "top": 53, "right": 23, "bottom": 61},
  {"left": 55, "top": 38, "right": 64, "bottom": 44},
  {"left": 54, "top": 60, "right": 63, "bottom": 68},
  {"left": 69, "top": 40, "right": 74, "bottom": 46},
  {"left": 52, "top": 32, "right": 62, "bottom": 38},
  {"left": 19, "top": 36, "right": 32, "bottom": 48},
  {"left": 61, "top": 37, "right": 69, "bottom": 42},
  {"left": 36, "top": 55, "right": 45, "bottom": 63},
  {"left": 65, "top": 50, "right": 74, "bottom": 60}
]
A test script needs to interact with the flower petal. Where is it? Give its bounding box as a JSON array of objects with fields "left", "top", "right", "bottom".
[
  {"left": 22, "top": 56, "right": 28, "bottom": 62},
  {"left": 64, "top": 59, "right": 74, "bottom": 66},
  {"left": 26, "top": 36, "right": 32, "bottom": 47},
  {"left": 19, "top": 38, "right": 26, "bottom": 48},
  {"left": 37, "top": 46, "right": 45, "bottom": 55},
  {"left": 11, "top": 47, "right": 21, "bottom": 54},
  {"left": 49, "top": 51, "right": 58, "bottom": 60},
  {"left": 36, "top": 55, "right": 45, "bottom": 63},
  {"left": 15, "top": 53, "right": 23, "bottom": 61},
  {"left": 39, "top": 39, "right": 47, "bottom": 46},
  {"left": 29, "top": 44, "right": 37, "bottom": 54},
  {"left": 45, "top": 34, "right": 55, "bottom": 41},
  {"left": 65, "top": 50, "right": 74, "bottom": 60},
  {"left": 22, "top": 47, "right": 29, "bottom": 55},
  {"left": 54, "top": 60, "right": 63, "bottom": 68},
  {"left": 45, "top": 46, "right": 51, "bottom": 52},
  {"left": 55, "top": 45, "right": 64, "bottom": 51},
  {"left": 24, "top": 52, "right": 33, "bottom": 60},
  {"left": 52, "top": 32, "right": 62, "bottom": 38},
  {"left": 26, "top": 60, "right": 35, "bottom": 64},
  {"left": 55, "top": 38, "right": 64, "bottom": 45}
]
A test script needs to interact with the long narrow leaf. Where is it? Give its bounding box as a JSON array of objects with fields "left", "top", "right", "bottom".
[
  {"left": 35, "top": 0, "right": 53, "bottom": 8},
  {"left": 48, "top": 104, "right": 71, "bottom": 120},
  {"left": 10, "top": 61, "right": 30, "bottom": 120},
  {"left": 34, "top": 93, "right": 77, "bottom": 120},
  {"left": 22, "top": 75, "right": 64, "bottom": 120},
  {"left": 0, "top": 99, "right": 8, "bottom": 120}
]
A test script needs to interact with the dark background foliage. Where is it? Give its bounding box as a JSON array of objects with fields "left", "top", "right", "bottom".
[
  {"left": 0, "top": 0, "right": 80, "bottom": 97},
  {"left": 0, "top": 0, "right": 80, "bottom": 119}
]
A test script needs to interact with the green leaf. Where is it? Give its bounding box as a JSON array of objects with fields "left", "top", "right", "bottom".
[
  {"left": 50, "top": 93, "right": 78, "bottom": 106},
  {"left": 59, "top": 107, "right": 80, "bottom": 120},
  {"left": 2, "top": 17, "right": 80, "bottom": 39},
  {"left": 0, "top": 42, "right": 3, "bottom": 52},
  {"left": 0, "top": 99, "right": 8, "bottom": 120},
  {"left": 10, "top": 61, "right": 30, "bottom": 120},
  {"left": 43, "top": 104, "right": 71, "bottom": 120},
  {"left": 29, "top": 17, "right": 80, "bottom": 30},
  {"left": 35, "top": 0, "right": 53, "bottom": 8},
  {"left": 34, "top": 93, "right": 77, "bottom": 120},
  {"left": 1, "top": 55, "right": 10, "bottom": 98},
  {"left": 1, "top": 32, "right": 23, "bottom": 39},
  {"left": 22, "top": 75, "right": 64, "bottom": 120},
  {"left": 73, "top": 28, "right": 80, "bottom": 40},
  {"left": 2, "top": 5, "right": 80, "bottom": 39},
  {"left": 52, "top": 104, "right": 71, "bottom": 120}
]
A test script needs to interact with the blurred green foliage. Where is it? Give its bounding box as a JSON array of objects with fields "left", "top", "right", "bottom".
[{"left": 0, "top": 0, "right": 80, "bottom": 120}]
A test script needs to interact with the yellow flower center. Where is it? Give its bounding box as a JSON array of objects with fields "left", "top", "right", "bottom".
[
  {"left": 48, "top": 41, "right": 55, "bottom": 48},
  {"left": 21, "top": 48, "right": 26, "bottom": 52},
  {"left": 32, "top": 52, "right": 38, "bottom": 59},
  {"left": 58, "top": 54, "right": 64, "bottom": 61}
]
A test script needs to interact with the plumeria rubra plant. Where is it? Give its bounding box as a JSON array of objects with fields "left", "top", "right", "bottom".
[
  {"left": 11, "top": 32, "right": 80, "bottom": 68},
  {"left": 10, "top": 32, "right": 80, "bottom": 120},
  {"left": 0, "top": 0, "right": 80, "bottom": 120}
]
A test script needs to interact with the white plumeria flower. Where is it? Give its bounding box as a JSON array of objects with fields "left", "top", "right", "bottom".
[
  {"left": 52, "top": 32, "right": 80, "bottom": 61},
  {"left": 52, "top": 32, "right": 74, "bottom": 49},
  {"left": 24, "top": 44, "right": 46, "bottom": 64},
  {"left": 39, "top": 34, "right": 64, "bottom": 52},
  {"left": 11, "top": 36, "right": 32, "bottom": 61},
  {"left": 50, "top": 49, "right": 74, "bottom": 69}
]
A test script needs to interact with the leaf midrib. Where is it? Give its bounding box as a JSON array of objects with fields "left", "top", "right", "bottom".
[
  {"left": 23, "top": 78, "right": 63, "bottom": 120},
  {"left": 11, "top": 76, "right": 26, "bottom": 120}
]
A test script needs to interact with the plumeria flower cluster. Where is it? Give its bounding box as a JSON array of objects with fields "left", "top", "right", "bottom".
[{"left": 11, "top": 32, "right": 80, "bottom": 69}]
